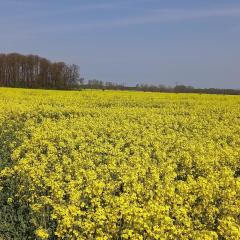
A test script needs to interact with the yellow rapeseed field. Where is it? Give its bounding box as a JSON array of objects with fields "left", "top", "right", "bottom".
[{"left": 0, "top": 88, "right": 240, "bottom": 239}]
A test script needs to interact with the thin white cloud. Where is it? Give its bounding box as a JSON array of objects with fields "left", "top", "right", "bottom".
[
  {"left": 38, "top": 6, "right": 240, "bottom": 32},
  {"left": 41, "top": 6, "right": 240, "bottom": 32},
  {"left": 1, "top": 6, "right": 240, "bottom": 36},
  {"left": 154, "top": 7, "right": 240, "bottom": 20},
  {"left": 102, "top": 7, "right": 240, "bottom": 27}
]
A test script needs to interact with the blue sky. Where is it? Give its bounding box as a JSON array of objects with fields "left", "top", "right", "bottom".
[{"left": 1, "top": 0, "right": 240, "bottom": 88}]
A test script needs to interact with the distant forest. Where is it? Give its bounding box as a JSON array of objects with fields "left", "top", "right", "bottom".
[
  {"left": 0, "top": 53, "right": 240, "bottom": 95},
  {"left": 0, "top": 53, "right": 80, "bottom": 89},
  {"left": 83, "top": 80, "right": 240, "bottom": 95}
]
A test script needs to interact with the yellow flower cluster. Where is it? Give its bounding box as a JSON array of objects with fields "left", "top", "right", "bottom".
[{"left": 0, "top": 88, "right": 240, "bottom": 239}]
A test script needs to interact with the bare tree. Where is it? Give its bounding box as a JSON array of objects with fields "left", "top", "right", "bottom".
[{"left": 0, "top": 53, "right": 80, "bottom": 89}]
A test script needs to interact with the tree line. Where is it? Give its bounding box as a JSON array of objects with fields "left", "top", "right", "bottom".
[
  {"left": 82, "top": 81, "right": 240, "bottom": 95},
  {"left": 0, "top": 53, "right": 239, "bottom": 95},
  {"left": 0, "top": 53, "right": 81, "bottom": 89}
]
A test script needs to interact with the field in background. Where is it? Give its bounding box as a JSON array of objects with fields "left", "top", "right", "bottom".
[{"left": 0, "top": 88, "right": 240, "bottom": 239}]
